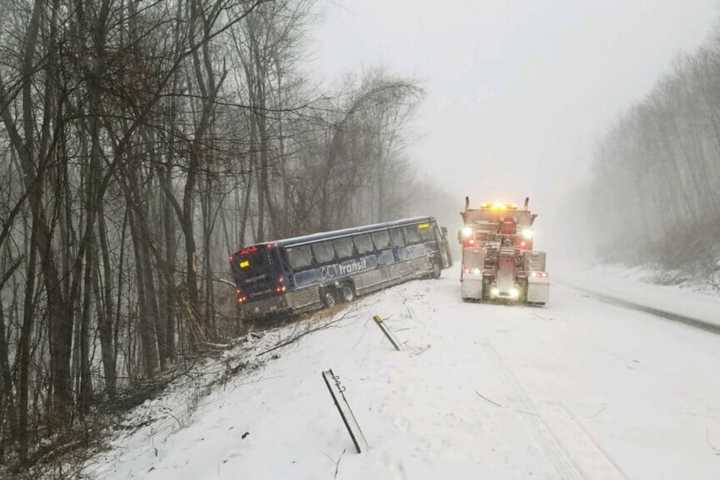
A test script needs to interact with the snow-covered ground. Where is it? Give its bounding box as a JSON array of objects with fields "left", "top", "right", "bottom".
[
  {"left": 84, "top": 266, "right": 720, "bottom": 479},
  {"left": 554, "top": 262, "right": 720, "bottom": 328}
]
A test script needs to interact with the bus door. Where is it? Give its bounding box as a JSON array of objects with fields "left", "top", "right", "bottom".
[{"left": 436, "top": 225, "right": 452, "bottom": 268}]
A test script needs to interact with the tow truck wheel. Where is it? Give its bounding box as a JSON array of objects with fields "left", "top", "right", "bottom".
[
  {"left": 321, "top": 289, "right": 337, "bottom": 308},
  {"left": 339, "top": 283, "right": 355, "bottom": 303}
]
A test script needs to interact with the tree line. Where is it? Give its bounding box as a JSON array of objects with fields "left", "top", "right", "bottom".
[
  {"left": 0, "top": 0, "right": 430, "bottom": 468},
  {"left": 584, "top": 29, "right": 720, "bottom": 280}
]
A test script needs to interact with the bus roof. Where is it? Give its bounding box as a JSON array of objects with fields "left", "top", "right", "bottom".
[{"left": 233, "top": 216, "right": 435, "bottom": 254}]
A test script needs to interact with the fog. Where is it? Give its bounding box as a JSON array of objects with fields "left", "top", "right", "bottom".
[
  {"left": 310, "top": 0, "right": 719, "bottom": 246},
  {"left": 4, "top": 2, "right": 720, "bottom": 472}
]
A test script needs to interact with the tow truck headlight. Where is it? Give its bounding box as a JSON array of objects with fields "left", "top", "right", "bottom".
[
  {"left": 490, "top": 287, "right": 500, "bottom": 298},
  {"left": 521, "top": 228, "right": 534, "bottom": 240},
  {"left": 472, "top": 267, "right": 481, "bottom": 275},
  {"left": 509, "top": 287, "right": 520, "bottom": 299},
  {"left": 462, "top": 226, "right": 473, "bottom": 238}
]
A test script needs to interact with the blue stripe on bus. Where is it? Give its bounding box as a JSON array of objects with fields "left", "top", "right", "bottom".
[
  {"left": 293, "top": 254, "right": 380, "bottom": 288},
  {"left": 290, "top": 243, "right": 431, "bottom": 289}
]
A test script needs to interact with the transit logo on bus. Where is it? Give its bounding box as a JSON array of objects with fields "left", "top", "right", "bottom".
[{"left": 338, "top": 258, "right": 369, "bottom": 276}]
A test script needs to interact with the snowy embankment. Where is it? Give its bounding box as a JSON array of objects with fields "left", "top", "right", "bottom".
[
  {"left": 83, "top": 266, "right": 720, "bottom": 479},
  {"left": 554, "top": 262, "right": 720, "bottom": 329}
]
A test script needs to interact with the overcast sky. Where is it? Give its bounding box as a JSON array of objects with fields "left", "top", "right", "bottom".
[{"left": 308, "top": 0, "right": 719, "bottom": 214}]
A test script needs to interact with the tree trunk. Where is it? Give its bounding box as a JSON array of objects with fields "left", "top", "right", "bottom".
[
  {"left": 96, "top": 210, "right": 117, "bottom": 398},
  {"left": 128, "top": 208, "right": 159, "bottom": 378}
]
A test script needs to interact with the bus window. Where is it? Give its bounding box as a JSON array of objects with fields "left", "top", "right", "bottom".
[
  {"left": 312, "top": 242, "right": 335, "bottom": 264},
  {"left": 354, "top": 234, "right": 374, "bottom": 254},
  {"left": 403, "top": 225, "right": 421, "bottom": 244},
  {"left": 418, "top": 222, "right": 434, "bottom": 241},
  {"left": 390, "top": 228, "right": 405, "bottom": 248},
  {"left": 287, "top": 246, "right": 313, "bottom": 270},
  {"left": 371, "top": 230, "right": 390, "bottom": 250},
  {"left": 333, "top": 237, "right": 354, "bottom": 259}
]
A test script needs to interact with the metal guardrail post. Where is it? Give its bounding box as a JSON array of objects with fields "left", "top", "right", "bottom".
[
  {"left": 372, "top": 315, "right": 401, "bottom": 351},
  {"left": 322, "top": 369, "right": 365, "bottom": 454}
]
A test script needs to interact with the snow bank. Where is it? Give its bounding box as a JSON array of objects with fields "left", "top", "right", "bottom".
[{"left": 554, "top": 262, "right": 720, "bottom": 329}]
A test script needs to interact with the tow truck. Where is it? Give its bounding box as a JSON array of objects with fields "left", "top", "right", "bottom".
[{"left": 459, "top": 197, "right": 549, "bottom": 305}]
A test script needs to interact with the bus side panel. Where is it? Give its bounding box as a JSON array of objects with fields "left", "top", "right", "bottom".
[
  {"left": 412, "top": 255, "right": 432, "bottom": 274},
  {"left": 293, "top": 268, "right": 320, "bottom": 288},
  {"left": 407, "top": 255, "right": 431, "bottom": 277},
  {"left": 353, "top": 269, "right": 385, "bottom": 295},
  {"left": 348, "top": 248, "right": 403, "bottom": 295},
  {"left": 405, "top": 244, "right": 427, "bottom": 260},
  {"left": 377, "top": 249, "right": 395, "bottom": 266},
  {"left": 406, "top": 242, "right": 432, "bottom": 277},
  {"left": 290, "top": 254, "right": 382, "bottom": 293},
  {"left": 395, "top": 245, "right": 410, "bottom": 262},
  {"left": 336, "top": 255, "right": 377, "bottom": 278},
  {"left": 375, "top": 249, "right": 395, "bottom": 283},
  {"left": 391, "top": 257, "right": 412, "bottom": 278},
  {"left": 391, "top": 244, "right": 425, "bottom": 278},
  {"left": 286, "top": 287, "right": 321, "bottom": 310}
]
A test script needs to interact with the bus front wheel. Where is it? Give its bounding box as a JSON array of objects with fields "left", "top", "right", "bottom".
[{"left": 339, "top": 283, "right": 355, "bottom": 303}]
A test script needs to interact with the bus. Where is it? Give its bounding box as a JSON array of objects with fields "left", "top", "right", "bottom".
[{"left": 229, "top": 216, "right": 452, "bottom": 320}]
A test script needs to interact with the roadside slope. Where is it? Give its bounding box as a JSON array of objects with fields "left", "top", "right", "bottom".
[{"left": 83, "top": 267, "right": 720, "bottom": 479}]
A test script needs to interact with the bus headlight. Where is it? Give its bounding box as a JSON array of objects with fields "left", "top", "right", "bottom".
[
  {"left": 490, "top": 287, "right": 499, "bottom": 297},
  {"left": 521, "top": 228, "right": 534, "bottom": 240},
  {"left": 509, "top": 287, "right": 520, "bottom": 299},
  {"left": 462, "top": 226, "right": 473, "bottom": 238}
]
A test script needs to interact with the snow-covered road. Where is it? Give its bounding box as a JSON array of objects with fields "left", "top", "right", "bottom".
[{"left": 85, "top": 267, "right": 720, "bottom": 479}]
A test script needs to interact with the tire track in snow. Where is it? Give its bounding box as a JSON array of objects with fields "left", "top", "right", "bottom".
[
  {"left": 480, "top": 343, "right": 628, "bottom": 480},
  {"left": 479, "top": 343, "right": 583, "bottom": 480},
  {"left": 543, "top": 403, "right": 630, "bottom": 480}
]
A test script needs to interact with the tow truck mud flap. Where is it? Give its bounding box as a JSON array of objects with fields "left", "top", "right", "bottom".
[
  {"left": 527, "top": 278, "right": 549, "bottom": 303},
  {"left": 461, "top": 278, "right": 483, "bottom": 299}
]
